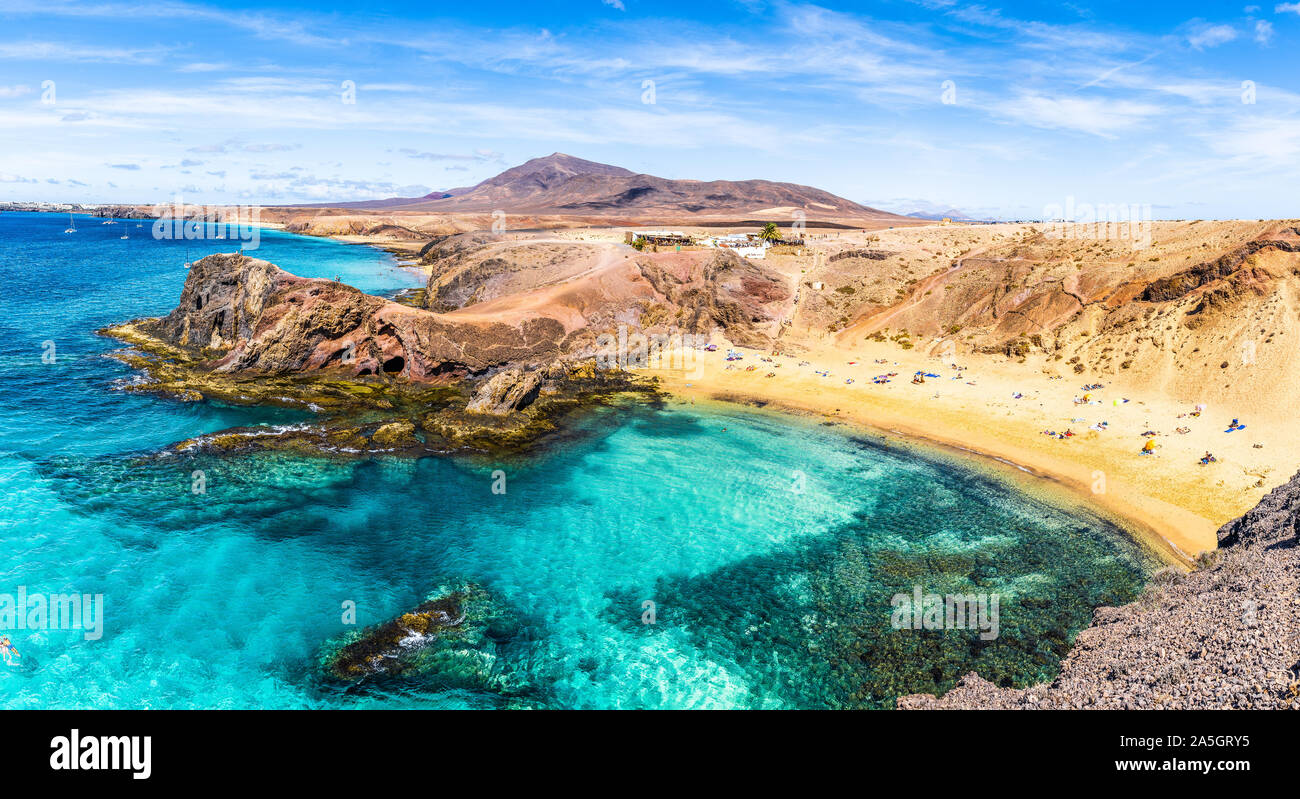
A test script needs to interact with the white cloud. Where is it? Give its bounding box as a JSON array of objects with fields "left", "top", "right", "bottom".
[
  {"left": 991, "top": 93, "right": 1161, "bottom": 138},
  {"left": 177, "top": 62, "right": 229, "bottom": 73},
  {"left": 1186, "top": 23, "right": 1238, "bottom": 49},
  {"left": 398, "top": 149, "right": 501, "bottom": 162},
  {"left": 1204, "top": 115, "right": 1300, "bottom": 165},
  {"left": 1255, "top": 20, "right": 1274, "bottom": 44},
  {"left": 0, "top": 41, "right": 170, "bottom": 63}
]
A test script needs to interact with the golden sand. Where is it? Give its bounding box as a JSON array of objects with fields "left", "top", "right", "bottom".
[{"left": 641, "top": 340, "right": 1288, "bottom": 567}]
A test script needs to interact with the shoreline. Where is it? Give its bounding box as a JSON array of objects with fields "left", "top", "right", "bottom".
[
  {"left": 665, "top": 385, "right": 1197, "bottom": 568},
  {"left": 639, "top": 343, "right": 1264, "bottom": 568}
]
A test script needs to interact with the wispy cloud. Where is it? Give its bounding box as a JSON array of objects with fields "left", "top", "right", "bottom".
[
  {"left": 0, "top": 41, "right": 170, "bottom": 63},
  {"left": 397, "top": 148, "right": 502, "bottom": 162},
  {"left": 1184, "top": 22, "right": 1238, "bottom": 50},
  {"left": 1, "top": 0, "right": 1297, "bottom": 216},
  {"left": 990, "top": 93, "right": 1162, "bottom": 138}
]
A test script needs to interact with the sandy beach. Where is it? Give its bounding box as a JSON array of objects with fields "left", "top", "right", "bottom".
[{"left": 641, "top": 339, "right": 1285, "bottom": 566}]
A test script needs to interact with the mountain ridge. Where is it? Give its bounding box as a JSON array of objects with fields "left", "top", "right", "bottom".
[{"left": 296, "top": 153, "right": 911, "bottom": 223}]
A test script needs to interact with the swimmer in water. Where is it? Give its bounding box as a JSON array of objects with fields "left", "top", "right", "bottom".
[{"left": 0, "top": 636, "right": 19, "bottom": 666}]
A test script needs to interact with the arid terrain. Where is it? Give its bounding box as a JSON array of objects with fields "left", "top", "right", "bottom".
[
  {"left": 95, "top": 153, "right": 1300, "bottom": 713},
  {"left": 272, "top": 203, "right": 1300, "bottom": 553},
  {"left": 117, "top": 155, "right": 1300, "bottom": 560}
]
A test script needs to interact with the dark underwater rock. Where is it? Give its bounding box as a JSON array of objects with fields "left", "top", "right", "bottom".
[{"left": 319, "top": 581, "right": 536, "bottom": 698}]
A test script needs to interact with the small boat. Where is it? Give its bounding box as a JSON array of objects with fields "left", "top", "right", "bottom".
[
  {"left": 120, "top": 231, "right": 129, "bottom": 240},
  {"left": 101, "top": 219, "right": 115, "bottom": 225},
  {"left": 64, "top": 213, "right": 76, "bottom": 234}
]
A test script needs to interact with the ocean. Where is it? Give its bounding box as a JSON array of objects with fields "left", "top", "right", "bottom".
[{"left": 0, "top": 210, "right": 1157, "bottom": 708}]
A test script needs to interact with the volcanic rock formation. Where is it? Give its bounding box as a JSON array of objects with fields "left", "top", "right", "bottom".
[{"left": 140, "top": 253, "right": 567, "bottom": 380}]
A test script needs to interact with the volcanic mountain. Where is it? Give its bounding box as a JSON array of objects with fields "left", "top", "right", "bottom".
[{"left": 318, "top": 153, "right": 909, "bottom": 223}]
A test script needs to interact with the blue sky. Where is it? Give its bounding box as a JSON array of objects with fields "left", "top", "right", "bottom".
[{"left": 1, "top": 0, "right": 1299, "bottom": 219}]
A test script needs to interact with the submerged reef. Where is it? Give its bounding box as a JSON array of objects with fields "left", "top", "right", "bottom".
[
  {"left": 318, "top": 580, "right": 538, "bottom": 700},
  {"left": 603, "top": 456, "right": 1155, "bottom": 709},
  {"left": 899, "top": 468, "right": 1300, "bottom": 709}
]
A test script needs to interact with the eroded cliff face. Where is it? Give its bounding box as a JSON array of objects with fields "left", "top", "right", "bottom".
[
  {"left": 140, "top": 253, "right": 566, "bottom": 380},
  {"left": 417, "top": 236, "right": 791, "bottom": 352},
  {"left": 143, "top": 244, "right": 790, "bottom": 386},
  {"left": 633, "top": 249, "right": 790, "bottom": 349},
  {"left": 811, "top": 222, "right": 1300, "bottom": 410}
]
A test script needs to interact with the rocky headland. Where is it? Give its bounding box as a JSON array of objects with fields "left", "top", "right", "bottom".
[
  {"left": 99, "top": 245, "right": 789, "bottom": 457},
  {"left": 99, "top": 253, "right": 659, "bottom": 456}
]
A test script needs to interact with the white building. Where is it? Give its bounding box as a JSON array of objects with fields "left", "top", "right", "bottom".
[{"left": 700, "top": 233, "right": 770, "bottom": 260}]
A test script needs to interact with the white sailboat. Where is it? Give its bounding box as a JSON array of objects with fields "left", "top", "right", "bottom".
[{"left": 64, "top": 213, "right": 76, "bottom": 234}]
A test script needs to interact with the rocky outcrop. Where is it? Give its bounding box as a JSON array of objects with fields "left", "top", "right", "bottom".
[
  {"left": 634, "top": 249, "right": 790, "bottom": 348},
  {"left": 140, "top": 253, "right": 565, "bottom": 380},
  {"left": 324, "top": 592, "right": 467, "bottom": 679},
  {"left": 92, "top": 204, "right": 155, "bottom": 220},
  {"left": 319, "top": 581, "right": 538, "bottom": 700},
  {"left": 898, "top": 470, "right": 1300, "bottom": 710},
  {"left": 465, "top": 368, "right": 543, "bottom": 415},
  {"left": 1216, "top": 467, "right": 1300, "bottom": 548},
  {"left": 104, "top": 313, "right": 659, "bottom": 459},
  {"left": 1138, "top": 234, "right": 1300, "bottom": 303},
  {"left": 422, "top": 237, "right": 609, "bottom": 312},
  {"left": 104, "top": 249, "right": 749, "bottom": 458}
]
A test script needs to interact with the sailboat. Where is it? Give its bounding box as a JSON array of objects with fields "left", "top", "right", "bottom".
[
  {"left": 64, "top": 213, "right": 76, "bottom": 234},
  {"left": 184, "top": 247, "right": 192, "bottom": 269}
]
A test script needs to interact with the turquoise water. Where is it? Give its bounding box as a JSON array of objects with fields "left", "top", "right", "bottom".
[{"left": 0, "top": 211, "right": 1157, "bottom": 708}]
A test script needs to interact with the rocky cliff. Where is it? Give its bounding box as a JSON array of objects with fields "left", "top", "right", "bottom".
[
  {"left": 898, "top": 469, "right": 1300, "bottom": 709},
  {"left": 142, "top": 248, "right": 788, "bottom": 383},
  {"left": 140, "top": 253, "right": 566, "bottom": 380}
]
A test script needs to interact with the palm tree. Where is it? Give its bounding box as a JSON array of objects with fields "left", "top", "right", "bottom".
[{"left": 759, "top": 222, "right": 780, "bottom": 242}]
